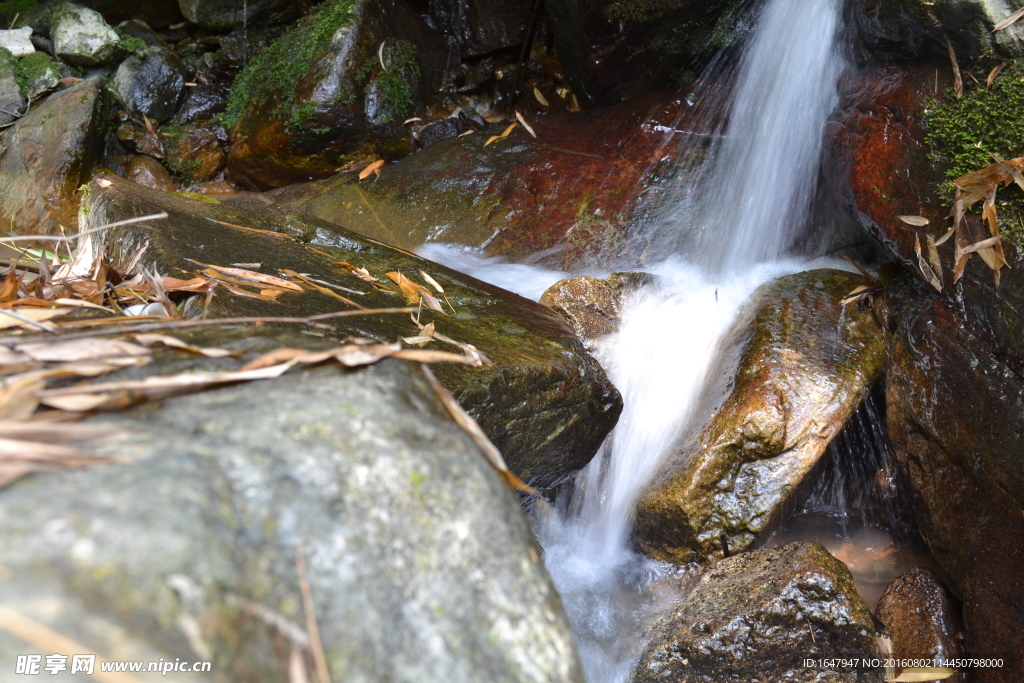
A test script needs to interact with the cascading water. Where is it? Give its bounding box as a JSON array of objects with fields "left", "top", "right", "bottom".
[{"left": 422, "top": 0, "right": 853, "bottom": 678}]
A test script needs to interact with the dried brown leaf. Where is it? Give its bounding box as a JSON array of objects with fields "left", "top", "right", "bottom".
[
  {"left": 280, "top": 269, "right": 364, "bottom": 309},
  {"left": 915, "top": 233, "right": 943, "bottom": 291},
  {"left": 14, "top": 338, "right": 149, "bottom": 363},
  {"left": 0, "top": 308, "right": 70, "bottom": 331},
  {"left": 993, "top": 6, "right": 1024, "bottom": 31},
  {"left": 514, "top": 111, "right": 537, "bottom": 138},
  {"left": 333, "top": 261, "right": 380, "bottom": 283},
  {"left": 134, "top": 333, "right": 235, "bottom": 358},
  {"left": 533, "top": 87, "right": 549, "bottom": 107},
  {"left": 359, "top": 160, "right": 385, "bottom": 180},
  {"left": 188, "top": 261, "right": 302, "bottom": 291},
  {"left": 897, "top": 215, "right": 930, "bottom": 226},
  {"left": 926, "top": 233, "right": 943, "bottom": 284},
  {"left": 945, "top": 34, "right": 963, "bottom": 99},
  {"left": 988, "top": 62, "right": 1008, "bottom": 88},
  {"left": 484, "top": 123, "right": 518, "bottom": 147}
]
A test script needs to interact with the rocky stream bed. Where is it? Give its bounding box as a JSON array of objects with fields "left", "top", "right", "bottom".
[{"left": 0, "top": 0, "right": 1022, "bottom": 681}]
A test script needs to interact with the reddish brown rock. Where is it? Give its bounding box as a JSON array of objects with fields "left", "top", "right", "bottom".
[
  {"left": 239, "top": 94, "right": 701, "bottom": 271},
  {"left": 164, "top": 125, "right": 226, "bottom": 182},
  {"left": 876, "top": 569, "right": 963, "bottom": 683},
  {"left": 540, "top": 272, "right": 652, "bottom": 344},
  {"left": 126, "top": 155, "right": 176, "bottom": 192},
  {"left": 881, "top": 271, "right": 1024, "bottom": 683}
]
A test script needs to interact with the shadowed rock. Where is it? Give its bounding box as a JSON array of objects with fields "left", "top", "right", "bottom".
[{"left": 633, "top": 270, "right": 886, "bottom": 565}]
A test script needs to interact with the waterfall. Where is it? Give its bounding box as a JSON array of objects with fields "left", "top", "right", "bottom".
[{"left": 533, "top": 0, "right": 849, "bottom": 680}]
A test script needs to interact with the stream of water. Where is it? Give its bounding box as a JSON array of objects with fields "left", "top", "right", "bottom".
[{"left": 421, "top": 0, "right": 897, "bottom": 679}]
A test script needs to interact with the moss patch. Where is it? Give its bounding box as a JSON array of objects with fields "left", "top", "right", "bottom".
[
  {"left": 924, "top": 59, "right": 1024, "bottom": 246},
  {"left": 0, "top": 0, "right": 35, "bottom": 26},
  {"left": 358, "top": 39, "right": 419, "bottom": 125},
  {"left": 222, "top": 0, "right": 355, "bottom": 129},
  {"left": 0, "top": 46, "right": 15, "bottom": 81},
  {"left": 15, "top": 51, "right": 58, "bottom": 95}
]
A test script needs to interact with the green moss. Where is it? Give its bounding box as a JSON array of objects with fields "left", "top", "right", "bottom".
[
  {"left": 0, "top": 0, "right": 35, "bottom": 25},
  {"left": 925, "top": 59, "right": 1024, "bottom": 182},
  {"left": 15, "top": 51, "right": 57, "bottom": 95},
  {"left": 223, "top": 0, "right": 355, "bottom": 129},
  {"left": 116, "top": 30, "right": 147, "bottom": 57},
  {"left": 359, "top": 40, "right": 419, "bottom": 125},
  {"left": 0, "top": 46, "right": 15, "bottom": 81}
]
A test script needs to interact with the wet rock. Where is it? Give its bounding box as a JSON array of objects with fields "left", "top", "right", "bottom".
[
  {"left": 0, "top": 78, "right": 108, "bottom": 234},
  {"left": 240, "top": 94, "right": 700, "bottom": 270},
  {"left": 540, "top": 272, "right": 653, "bottom": 344},
  {"left": 881, "top": 271, "right": 1024, "bottom": 683},
  {"left": 425, "top": 0, "right": 532, "bottom": 58},
  {"left": 0, "top": 48, "right": 25, "bottom": 127},
  {"left": 112, "top": 45, "right": 188, "bottom": 123},
  {"left": 0, "top": 349, "right": 584, "bottom": 682},
  {"left": 0, "top": 27, "right": 34, "bottom": 56},
  {"left": 126, "top": 154, "right": 175, "bottom": 190},
  {"left": 876, "top": 0, "right": 1024, "bottom": 58},
  {"left": 417, "top": 115, "right": 468, "bottom": 147},
  {"left": 85, "top": 0, "right": 185, "bottom": 29},
  {"left": 169, "top": 83, "right": 226, "bottom": 124},
  {"left": 116, "top": 18, "right": 165, "bottom": 47},
  {"left": 80, "top": 175, "right": 623, "bottom": 491},
  {"left": 179, "top": 0, "right": 300, "bottom": 31},
  {"left": 116, "top": 121, "right": 165, "bottom": 158},
  {"left": 631, "top": 542, "right": 881, "bottom": 683},
  {"left": 163, "top": 123, "right": 225, "bottom": 181},
  {"left": 633, "top": 270, "right": 886, "bottom": 565},
  {"left": 224, "top": 0, "right": 446, "bottom": 188},
  {"left": 876, "top": 569, "right": 963, "bottom": 682},
  {"left": 52, "top": 2, "right": 124, "bottom": 66},
  {"left": 17, "top": 51, "right": 61, "bottom": 98}
]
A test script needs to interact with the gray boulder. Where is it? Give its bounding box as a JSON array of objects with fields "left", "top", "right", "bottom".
[
  {"left": 178, "top": 0, "right": 301, "bottom": 31},
  {"left": 52, "top": 2, "right": 124, "bottom": 66},
  {"left": 0, "top": 348, "right": 584, "bottom": 682},
  {"left": 632, "top": 542, "right": 881, "bottom": 683},
  {"left": 113, "top": 46, "right": 189, "bottom": 122},
  {"left": 0, "top": 27, "right": 35, "bottom": 56}
]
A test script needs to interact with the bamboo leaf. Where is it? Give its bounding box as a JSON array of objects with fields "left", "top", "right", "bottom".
[
  {"left": 993, "top": 6, "right": 1024, "bottom": 31},
  {"left": 484, "top": 123, "right": 518, "bottom": 147},
  {"left": 897, "top": 215, "right": 930, "bottom": 226}
]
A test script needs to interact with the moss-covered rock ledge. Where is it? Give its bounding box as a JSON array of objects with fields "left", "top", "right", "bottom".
[{"left": 79, "top": 176, "right": 622, "bottom": 490}]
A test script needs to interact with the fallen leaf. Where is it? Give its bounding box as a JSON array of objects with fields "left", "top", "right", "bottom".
[
  {"left": 359, "top": 160, "right": 385, "bottom": 180},
  {"left": 0, "top": 308, "right": 71, "bottom": 331},
  {"left": 58, "top": 76, "right": 83, "bottom": 85},
  {"left": 134, "top": 333, "right": 235, "bottom": 358},
  {"left": 403, "top": 117, "right": 422, "bottom": 124},
  {"left": 240, "top": 343, "right": 474, "bottom": 372},
  {"left": 989, "top": 152, "right": 1024, "bottom": 192},
  {"left": 13, "top": 338, "right": 149, "bottom": 363},
  {"left": 188, "top": 261, "right": 302, "bottom": 291},
  {"left": 533, "top": 86, "right": 549, "bottom": 107},
  {"left": 840, "top": 285, "right": 880, "bottom": 305},
  {"left": 333, "top": 262, "right": 379, "bottom": 282},
  {"left": 232, "top": 263, "right": 262, "bottom": 269},
  {"left": 945, "top": 34, "right": 963, "bottom": 99},
  {"left": 897, "top": 215, "right": 929, "bottom": 226},
  {"left": 280, "top": 269, "right": 364, "bottom": 309},
  {"left": 993, "top": 6, "right": 1024, "bottom": 31},
  {"left": 926, "top": 233, "right": 943, "bottom": 284},
  {"left": 915, "top": 233, "right": 942, "bottom": 291},
  {"left": 514, "top": 111, "right": 537, "bottom": 138},
  {"left": 987, "top": 61, "right": 1007, "bottom": 88},
  {"left": 484, "top": 123, "right": 518, "bottom": 147},
  {"left": 934, "top": 228, "right": 955, "bottom": 246}
]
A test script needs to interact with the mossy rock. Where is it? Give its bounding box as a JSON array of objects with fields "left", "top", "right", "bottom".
[
  {"left": 224, "top": 0, "right": 445, "bottom": 188},
  {"left": 16, "top": 51, "right": 60, "bottom": 97},
  {"left": 78, "top": 175, "right": 622, "bottom": 491},
  {"left": 633, "top": 270, "right": 886, "bottom": 565}
]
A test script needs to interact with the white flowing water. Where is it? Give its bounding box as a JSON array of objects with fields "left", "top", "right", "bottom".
[{"left": 422, "top": 0, "right": 848, "bottom": 679}]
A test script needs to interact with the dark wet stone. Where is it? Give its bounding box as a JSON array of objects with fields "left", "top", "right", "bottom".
[
  {"left": 125, "top": 154, "right": 175, "bottom": 190},
  {"left": 116, "top": 121, "right": 165, "bottom": 158},
  {"left": 631, "top": 542, "right": 881, "bottom": 683},
  {"left": 0, "top": 78, "right": 108, "bottom": 234},
  {"left": 84, "top": 0, "right": 185, "bottom": 29},
  {"left": 169, "top": 83, "right": 226, "bottom": 124},
  {"left": 424, "top": 0, "right": 532, "bottom": 58},
  {"left": 417, "top": 115, "right": 467, "bottom": 148},
  {"left": 112, "top": 45, "right": 188, "bottom": 122},
  {"left": 633, "top": 270, "right": 887, "bottom": 565},
  {"left": 79, "top": 175, "right": 622, "bottom": 491},
  {"left": 540, "top": 272, "right": 652, "bottom": 344},
  {"left": 876, "top": 569, "right": 963, "bottom": 682},
  {"left": 0, "top": 352, "right": 584, "bottom": 682},
  {"left": 179, "top": 0, "right": 300, "bottom": 31},
  {"left": 881, "top": 270, "right": 1024, "bottom": 683}
]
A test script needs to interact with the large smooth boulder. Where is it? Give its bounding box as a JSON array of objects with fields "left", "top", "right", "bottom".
[
  {"left": 540, "top": 272, "right": 652, "bottom": 345},
  {"left": 631, "top": 542, "right": 881, "bottom": 683},
  {"left": 239, "top": 94, "right": 698, "bottom": 271},
  {"left": 79, "top": 175, "right": 622, "bottom": 491},
  {"left": 51, "top": 2, "right": 124, "bottom": 65},
  {"left": 224, "top": 0, "right": 445, "bottom": 188},
  {"left": 0, "top": 349, "right": 584, "bottom": 682},
  {"left": 179, "top": 0, "right": 300, "bottom": 30},
  {"left": 112, "top": 45, "right": 189, "bottom": 123},
  {"left": 876, "top": 569, "right": 963, "bottom": 683},
  {"left": 0, "top": 78, "right": 109, "bottom": 235},
  {"left": 633, "top": 270, "right": 886, "bottom": 565},
  {"left": 882, "top": 271, "right": 1024, "bottom": 683},
  {"left": 425, "top": 0, "right": 532, "bottom": 58}
]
